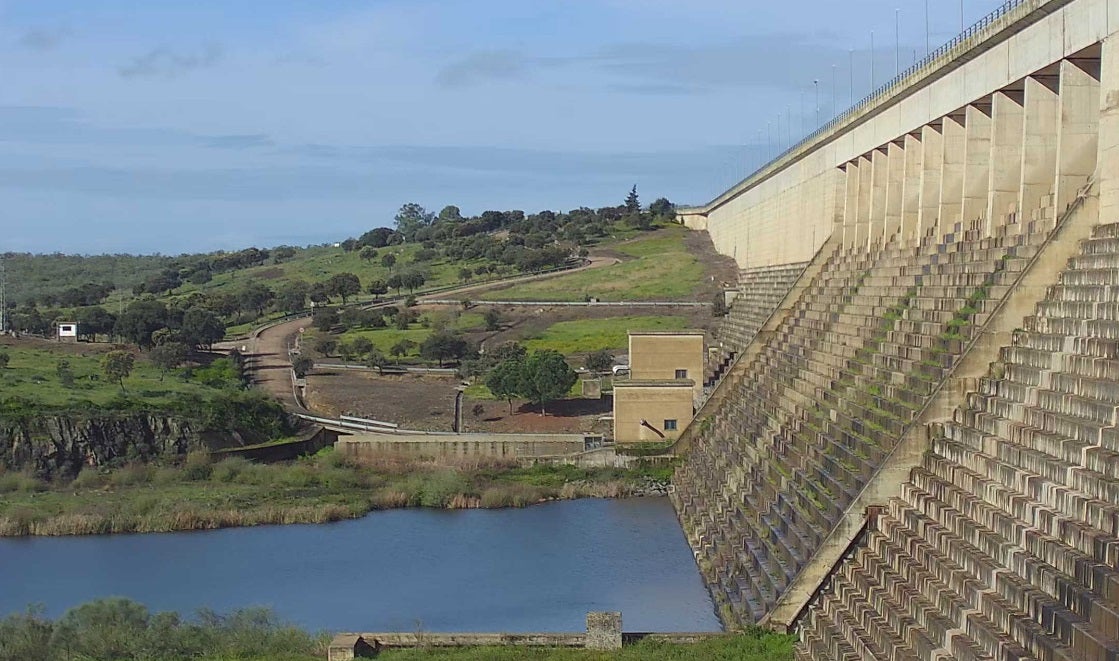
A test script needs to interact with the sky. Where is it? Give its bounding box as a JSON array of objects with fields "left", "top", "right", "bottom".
[{"left": 0, "top": 0, "right": 1011, "bottom": 254}]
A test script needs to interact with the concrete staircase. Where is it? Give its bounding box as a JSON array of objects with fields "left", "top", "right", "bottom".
[
  {"left": 672, "top": 217, "right": 1053, "bottom": 626},
  {"left": 706, "top": 263, "right": 809, "bottom": 392},
  {"left": 717, "top": 262, "right": 810, "bottom": 354},
  {"left": 797, "top": 221, "right": 1119, "bottom": 660}
]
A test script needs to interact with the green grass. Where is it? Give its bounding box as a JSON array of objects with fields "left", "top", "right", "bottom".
[
  {"left": 173, "top": 243, "right": 490, "bottom": 304},
  {"left": 377, "top": 634, "right": 794, "bottom": 660},
  {"left": 0, "top": 344, "right": 239, "bottom": 410},
  {"left": 0, "top": 598, "right": 794, "bottom": 661},
  {"left": 480, "top": 227, "right": 703, "bottom": 302},
  {"left": 522, "top": 316, "right": 692, "bottom": 355},
  {"left": 328, "top": 310, "right": 487, "bottom": 360}
]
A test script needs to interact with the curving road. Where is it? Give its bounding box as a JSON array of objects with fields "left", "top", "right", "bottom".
[{"left": 227, "top": 256, "right": 619, "bottom": 410}]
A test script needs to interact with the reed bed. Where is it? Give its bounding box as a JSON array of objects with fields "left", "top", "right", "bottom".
[{"left": 0, "top": 453, "right": 672, "bottom": 537}]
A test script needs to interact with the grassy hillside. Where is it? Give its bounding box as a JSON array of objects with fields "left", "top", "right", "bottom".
[
  {"left": 0, "top": 341, "right": 238, "bottom": 410},
  {"left": 522, "top": 315, "right": 692, "bottom": 354},
  {"left": 479, "top": 226, "right": 703, "bottom": 302}
]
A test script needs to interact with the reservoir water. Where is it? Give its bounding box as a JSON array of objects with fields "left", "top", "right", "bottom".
[{"left": 0, "top": 497, "right": 719, "bottom": 633}]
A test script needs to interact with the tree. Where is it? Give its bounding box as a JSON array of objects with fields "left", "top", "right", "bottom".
[
  {"left": 585, "top": 349, "right": 614, "bottom": 374},
  {"left": 114, "top": 300, "right": 169, "bottom": 348},
  {"left": 149, "top": 342, "right": 188, "bottom": 381},
  {"left": 649, "top": 197, "right": 675, "bottom": 219},
  {"left": 312, "top": 307, "right": 339, "bottom": 332},
  {"left": 401, "top": 271, "right": 426, "bottom": 293},
  {"left": 386, "top": 273, "right": 403, "bottom": 294},
  {"left": 438, "top": 205, "right": 463, "bottom": 223},
  {"left": 625, "top": 185, "right": 640, "bottom": 215},
  {"left": 349, "top": 336, "right": 374, "bottom": 358},
  {"left": 180, "top": 308, "right": 225, "bottom": 349},
  {"left": 419, "top": 330, "right": 469, "bottom": 367},
  {"left": 312, "top": 336, "right": 337, "bottom": 356},
  {"left": 74, "top": 306, "right": 117, "bottom": 342},
  {"left": 358, "top": 226, "right": 395, "bottom": 248},
  {"left": 381, "top": 253, "right": 397, "bottom": 272},
  {"left": 390, "top": 338, "right": 415, "bottom": 357},
  {"left": 237, "top": 281, "right": 274, "bottom": 318},
  {"left": 483, "top": 308, "right": 502, "bottom": 331},
  {"left": 101, "top": 350, "right": 135, "bottom": 392},
  {"left": 367, "top": 279, "right": 388, "bottom": 300},
  {"left": 363, "top": 348, "right": 387, "bottom": 370},
  {"left": 328, "top": 273, "right": 361, "bottom": 305},
  {"left": 458, "top": 267, "right": 473, "bottom": 283},
  {"left": 486, "top": 357, "right": 524, "bottom": 415},
  {"left": 292, "top": 355, "right": 314, "bottom": 378},
  {"left": 518, "top": 349, "right": 577, "bottom": 415},
  {"left": 394, "top": 202, "right": 433, "bottom": 240},
  {"left": 0, "top": 352, "right": 8, "bottom": 370},
  {"left": 277, "top": 281, "right": 309, "bottom": 313},
  {"left": 359, "top": 246, "right": 379, "bottom": 262},
  {"left": 308, "top": 282, "right": 332, "bottom": 305}
]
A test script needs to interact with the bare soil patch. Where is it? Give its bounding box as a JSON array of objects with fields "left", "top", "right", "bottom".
[
  {"left": 461, "top": 395, "right": 612, "bottom": 435},
  {"left": 684, "top": 228, "right": 741, "bottom": 298},
  {"left": 305, "top": 370, "right": 459, "bottom": 431}
]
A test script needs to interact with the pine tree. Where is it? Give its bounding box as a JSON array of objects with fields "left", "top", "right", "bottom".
[{"left": 625, "top": 185, "right": 640, "bottom": 214}]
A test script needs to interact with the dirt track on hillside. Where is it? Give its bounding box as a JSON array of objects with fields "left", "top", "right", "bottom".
[{"left": 229, "top": 257, "right": 617, "bottom": 412}]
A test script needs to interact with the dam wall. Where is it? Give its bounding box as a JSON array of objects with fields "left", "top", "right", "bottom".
[
  {"left": 672, "top": 0, "right": 1119, "bottom": 657},
  {"left": 678, "top": 0, "right": 1119, "bottom": 270}
]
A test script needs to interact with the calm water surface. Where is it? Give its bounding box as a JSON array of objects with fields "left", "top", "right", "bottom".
[{"left": 0, "top": 497, "right": 718, "bottom": 632}]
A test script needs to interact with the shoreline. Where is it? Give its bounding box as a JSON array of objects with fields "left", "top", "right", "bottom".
[{"left": 0, "top": 457, "right": 673, "bottom": 538}]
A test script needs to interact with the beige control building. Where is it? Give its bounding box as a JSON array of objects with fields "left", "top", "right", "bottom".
[
  {"left": 627, "top": 330, "right": 705, "bottom": 402},
  {"left": 613, "top": 330, "right": 705, "bottom": 444}
]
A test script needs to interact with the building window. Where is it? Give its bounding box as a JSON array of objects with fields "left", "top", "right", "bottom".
[
  {"left": 675, "top": 369, "right": 688, "bottom": 379},
  {"left": 664, "top": 419, "right": 678, "bottom": 431}
]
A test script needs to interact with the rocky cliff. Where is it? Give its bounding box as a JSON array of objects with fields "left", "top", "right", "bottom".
[{"left": 0, "top": 414, "right": 260, "bottom": 478}]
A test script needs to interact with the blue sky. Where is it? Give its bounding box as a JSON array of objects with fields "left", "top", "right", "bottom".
[{"left": 1, "top": 0, "right": 1007, "bottom": 254}]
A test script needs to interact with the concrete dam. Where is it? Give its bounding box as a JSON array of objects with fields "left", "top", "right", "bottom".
[{"left": 671, "top": 0, "right": 1119, "bottom": 658}]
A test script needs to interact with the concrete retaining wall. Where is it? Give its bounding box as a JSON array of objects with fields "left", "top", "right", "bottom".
[{"left": 335, "top": 433, "right": 590, "bottom": 460}]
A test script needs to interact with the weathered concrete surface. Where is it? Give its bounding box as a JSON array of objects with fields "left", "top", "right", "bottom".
[
  {"left": 762, "top": 180, "right": 1099, "bottom": 634},
  {"left": 680, "top": 0, "right": 1119, "bottom": 269},
  {"left": 327, "top": 629, "right": 730, "bottom": 660}
]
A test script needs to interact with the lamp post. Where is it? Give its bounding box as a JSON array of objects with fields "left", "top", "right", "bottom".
[
  {"left": 895, "top": 8, "right": 900, "bottom": 77},
  {"left": 814, "top": 79, "right": 820, "bottom": 127},
  {"left": 925, "top": 0, "right": 930, "bottom": 55},
  {"left": 870, "top": 31, "right": 876, "bottom": 89}
]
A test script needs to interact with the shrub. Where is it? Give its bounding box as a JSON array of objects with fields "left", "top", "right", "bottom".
[{"left": 182, "top": 451, "right": 213, "bottom": 481}]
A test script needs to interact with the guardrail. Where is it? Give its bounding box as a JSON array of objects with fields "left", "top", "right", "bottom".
[{"left": 295, "top": 412, "right": 456, "bottom": 436}]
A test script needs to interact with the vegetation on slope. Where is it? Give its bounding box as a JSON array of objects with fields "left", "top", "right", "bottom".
[{"left": 479, "top": 227, "right": 703, "bottom": 302}]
